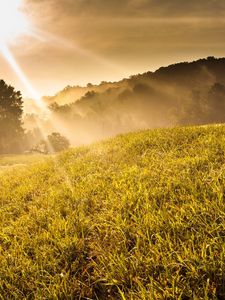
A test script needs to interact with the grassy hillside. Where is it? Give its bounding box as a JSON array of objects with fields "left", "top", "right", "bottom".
[
  {"left": 0, "top": 154, "right": 48, "bottom": 174},
  {"left": 0, "top": 125, "right": 225, "bottom": 299}
]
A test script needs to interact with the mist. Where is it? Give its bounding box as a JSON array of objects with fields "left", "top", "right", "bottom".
[{"left": 22, "top": 57, "right": 225, "bottom": 149}]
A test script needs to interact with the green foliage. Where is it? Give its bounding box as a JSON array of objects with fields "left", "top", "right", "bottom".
[
  {"left": 0, "top": 125, "right": 225, "bottom": 299},
  {"left": 0, "top": 80, "right": 24, "bottom": 154}
]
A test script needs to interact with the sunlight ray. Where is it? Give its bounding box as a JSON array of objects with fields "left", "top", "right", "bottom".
[
  {"left": 0, "top": 42, "right": 74, "bottom": 158},
  {"left": 0, "top": 44, "right": 47, "bottom": 110},
  {"left": 0, "top": 42, "right": 73, "bottom": 145}
]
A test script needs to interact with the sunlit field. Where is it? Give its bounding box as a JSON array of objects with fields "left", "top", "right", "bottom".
[
  {"left": 0, "top": 0, "right": 224, "bottom": 299},
  {"left": 0, "top": 154, "right": 48, "bottom": 174},
  {"left": 0, "top": 124, "right": 225, "bottom": 299}
]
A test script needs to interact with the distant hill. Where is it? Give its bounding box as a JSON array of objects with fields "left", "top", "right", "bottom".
[
  {"left": 45, "top": 56, "right": 225, "bottom": 105},
  {"left": 27, "top": 57, "right": 225, "bottom": 145},
  {"left": 43, "top": 81, "right": 122, "bottom": 105}
]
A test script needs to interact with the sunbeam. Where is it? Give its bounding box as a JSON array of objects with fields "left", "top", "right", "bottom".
[
  {"left": 0, "top": 39, "right": 75, "bottom": 143},
  {"left": 0, "top": 44, "right": 47, "bottom": 111}
]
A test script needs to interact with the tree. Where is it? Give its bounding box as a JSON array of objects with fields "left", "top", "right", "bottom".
[
  {"left": 0, "top": 80, "right": 24, "bottom": 153},
  {"left": 47, "top": 132, "right": 70, "bottom": 152},
  {"left": 31, "top": 132, "right": 70, "bottom": 154}
]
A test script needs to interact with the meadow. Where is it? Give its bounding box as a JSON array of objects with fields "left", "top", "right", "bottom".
[
  {"left": 0, "top": 154, "right": 48, "bottom": 173},
  {"left": 0, "top": 125, "right": 225, "bottom": 299}
]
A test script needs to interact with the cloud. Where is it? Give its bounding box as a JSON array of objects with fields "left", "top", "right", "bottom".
[
  {"left": 26, "top": 0, "right": 225, "bottom": 19},
  {"left": 24, "top": 0, "right": 225, "bottom": 50}
]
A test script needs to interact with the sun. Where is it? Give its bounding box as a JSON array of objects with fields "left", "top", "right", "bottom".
[{"left": 0, "top": 0, "right": 29, "bottom": 44}]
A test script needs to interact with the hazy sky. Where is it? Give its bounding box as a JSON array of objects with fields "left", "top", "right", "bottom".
[{"left": 1, "top": 0, "right": 225, "bottom": 97}]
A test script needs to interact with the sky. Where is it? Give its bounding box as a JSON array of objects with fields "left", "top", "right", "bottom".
[{"left": 1, "top": 0, "right": 225, "bottom": 98}]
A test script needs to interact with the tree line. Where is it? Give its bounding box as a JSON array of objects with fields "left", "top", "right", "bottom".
[{"left": 45, "top": 57, "right": 225, "bottom": 145}]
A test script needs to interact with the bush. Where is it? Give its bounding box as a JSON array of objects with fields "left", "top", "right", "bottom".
[{"left": 47, "top": 132, "right": 70, "bottom": 152}]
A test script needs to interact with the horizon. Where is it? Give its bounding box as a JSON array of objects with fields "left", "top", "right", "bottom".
[{"left": 6, "top": 55, "right": 224, "bottom": 99}]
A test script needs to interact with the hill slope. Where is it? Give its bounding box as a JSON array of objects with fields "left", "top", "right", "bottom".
[
  {"left": 45, "top": 56, "right": 225, "bottom": 106},
  {"left": 30, "top": 56, "right": 225, "bottom": 145},
  {"left": 0, "top": 125, "right": 225, "bottom": 299}
]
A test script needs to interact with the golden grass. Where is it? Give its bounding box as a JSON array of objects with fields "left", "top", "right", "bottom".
[{"left": 0, "top": 125, "right": 225, "bottom": 299}]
